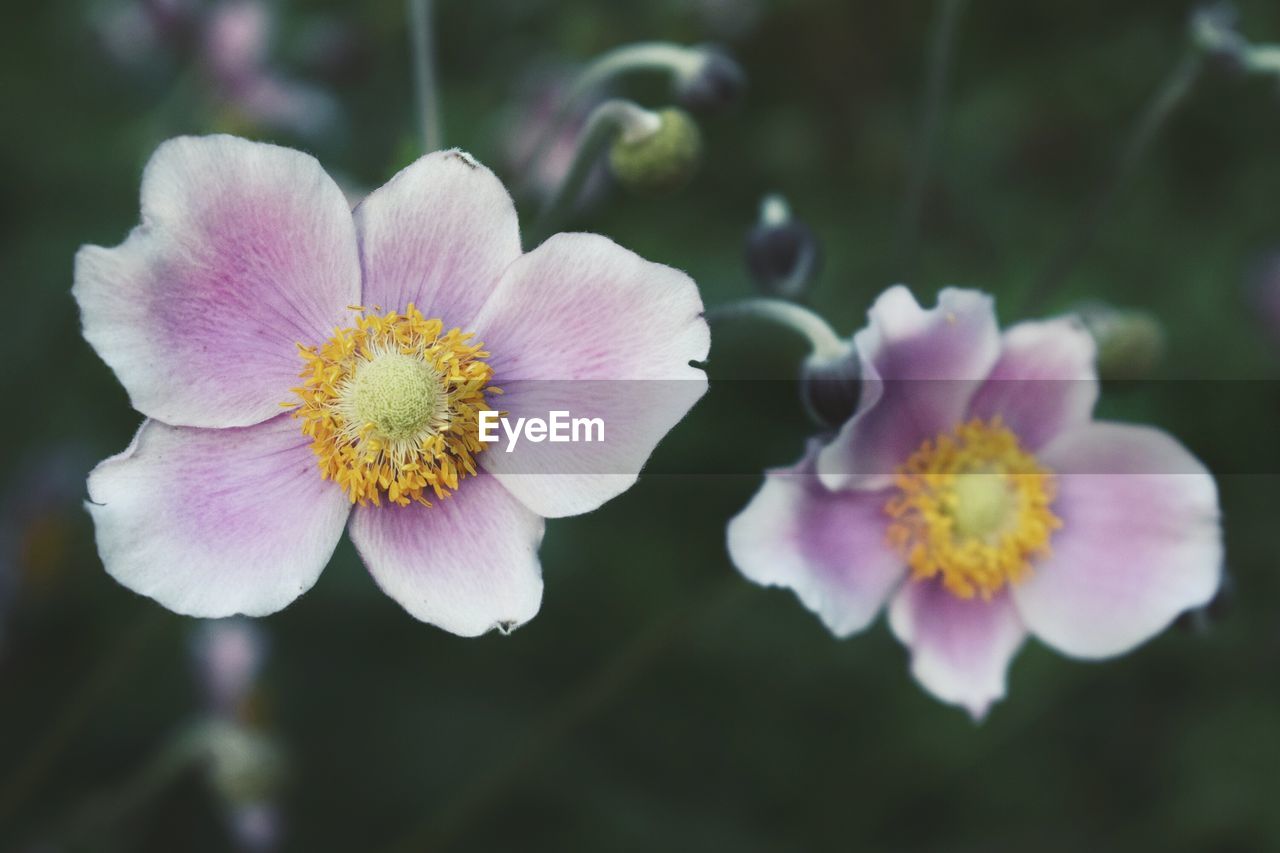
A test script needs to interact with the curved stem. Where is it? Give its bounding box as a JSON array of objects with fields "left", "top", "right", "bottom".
[
  {"left": 895, "top": 0, "right": 967, "bottom": 279},
  {"left": 408, "top": 0, "right": 443, "bottom": 153},
  {"left": 518, "top": 42, "right": 700, "bottom": 197},
  {"left": 530, "top": 99, "right": 660, "bottom": 241},
  {"left": 1026, "top": 51, "right": 1202, "bottom": 313},
  {"left": 705, "top": 298, "right": 848, "bottom": 361}
]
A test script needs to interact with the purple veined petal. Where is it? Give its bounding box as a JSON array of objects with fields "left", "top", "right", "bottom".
[
  {"left": 354, "top": 150, "right": 521, "bottom": 328},
  {"left": 888, "top": 578, "right": 1028, "bottom": 721},
  {"left": 86, "top": 416, "right": 351, "bottom": 618},
  {"left": 74, "top": 135, "right": 361, "bottom": 428},
  {"left": 348, "top": 474, "right": 544, "bottom": 637},
  {"left": 1012, "top": 422, "right": 1223, "bottom": 659},
  {"left": 470, "top": 232, "right": 710, "bottom": 518},
  {"left": 817, "top": 286, "right": 1001, "bottom": 491},
  {"left": 727, "top": 440, "right": 905, "bottom": 637},
  {"left": 966, "top": 316, "right": 1099, "bottom": 451}
]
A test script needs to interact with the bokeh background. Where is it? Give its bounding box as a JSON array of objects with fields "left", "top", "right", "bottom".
[{"left": 4, "top": 0, "right": 1280, "bottom": 850}]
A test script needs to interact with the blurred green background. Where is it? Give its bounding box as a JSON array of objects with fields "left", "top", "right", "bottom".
[{"left": 3, "top": 0, "right": 1280, "bottom": 850}]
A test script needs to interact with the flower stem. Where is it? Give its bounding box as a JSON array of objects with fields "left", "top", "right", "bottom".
[
  {"left": 895, "top": 0, "right": 968, "bottom": 279},
  {"left": 29, "top": 723, "right": 212, "bottom": 849},
  {"left": 382, "top": 582, "right": 746, "bottom": 853},
  {"left": 1025, "top": 50, "right": 1202, "bottom": 313},
  {"left": 408, "top": 0, "right": 443, "bottom": 153},
  {"left": 518, "top": 42, "right": 701, "bottom": 197},
  {"left": 530, "top": 99, "right": 660, "bottom": 241},
  {"left": 705, "top": 298, "right": 848, "bottom": 361}
]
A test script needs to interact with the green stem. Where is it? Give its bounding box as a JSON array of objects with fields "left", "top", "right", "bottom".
[
  {"left": 409, "top": 0, "right": 443, "bottom": 153},
  {"left": 895, "top": 0, "right": 967, "bottom": 279},
  {"left": 518, "top": 42, "right": 702, "bottom": 197},
  {"left": 705, "top": 298, "right": 848, "bottom": 361},
  {"left": 33, "top": 723, "right": 213, "bottom": 849},
  {"left": 1026, "top": 51, "right": 1202, "bottom": 313},
  {"left": 530, "top": 99, "right": 660, "bottom": 241}
]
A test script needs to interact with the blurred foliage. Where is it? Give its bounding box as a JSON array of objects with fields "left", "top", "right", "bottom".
[{"left": 3, "top": 0, "right": 1280, "bottom": 850}]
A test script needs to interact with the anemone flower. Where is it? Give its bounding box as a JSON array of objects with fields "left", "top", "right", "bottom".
[
  {"left": 76, "top": 135, "right": 708, "bottom": 635},
  {"left": 728, "top": 286, "right": 1221, "bottom": 718}
]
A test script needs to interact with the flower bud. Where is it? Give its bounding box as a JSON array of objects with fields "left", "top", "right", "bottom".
[
  {"left": 1076, "top": 302, "right": 1166, "bottom": 381},
  {"left": 1190, "top": 2, "right": 1249, "bottom": 73},
  {"left": 190, "top": 618, "right": 268, "bottom": 717},
  {"left": 745, "top": 195, "right": 822, "bottom": 301},
  {"left": 608, "top": 108, "right": 702, "bottom": 195},
  {"left": 800, "top": 350, "right": 860, "bottom": 430},
  {"left": 674, "top": 45, "right": 746, "bottom": 114}
]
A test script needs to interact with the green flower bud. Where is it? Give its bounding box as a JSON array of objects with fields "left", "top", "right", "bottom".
[
  {"left": 608, "top": 108, "right": 702, "bottom": 196},
  {"left": 1076, "top": 302, "right": 1166, "bottom": 381}
]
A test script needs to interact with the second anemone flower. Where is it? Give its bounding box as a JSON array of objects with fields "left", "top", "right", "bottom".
[
  {"left": 728, "top": 286, "right": 1222, "bottom": 718},
  {"left": 76, "top": 135, "right": 708, "bottom": 636}
]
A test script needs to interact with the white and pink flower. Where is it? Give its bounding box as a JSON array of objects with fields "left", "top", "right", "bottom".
[
  {"left": 75, "top": 135, "right": 708, "bottom": 635},
  {"left": 728, "top": 286, "right": 1222, "bottom": 718}
]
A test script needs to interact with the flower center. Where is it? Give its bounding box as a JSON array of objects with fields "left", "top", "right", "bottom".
[
  {"left": 347, "top": 353, "right": 445, "bottom": 442},
  {"left": 885, "top": 418, "right": 1061, "bottom": 599},
  {"left": 287, "top": 304, "right": 497, "bottom": 507}
]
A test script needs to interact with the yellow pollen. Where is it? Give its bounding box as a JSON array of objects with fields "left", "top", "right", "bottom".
[
  {"left": 285, "top": 304, "right": 499, "bottom": 508},
  {"left": 885, "top": 417, "right": 1061, "bottom": 600}
]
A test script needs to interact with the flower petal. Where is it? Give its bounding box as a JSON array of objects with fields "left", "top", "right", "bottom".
[
  {"left": 354, "top": 150, "right": 521, "bottom": 327},
  {"left": 727, "top": 441, "right": 905, "bottom": 637},
  {"left": 966, "top": 316, "right": 1099, "bottom": 450},
  {"left": 74, "top": 135, "right": 360, "bottom": 428},
  {"left": 818, "top": 286, "right": 1001, "bottom": 491},
  {"left": 471, "top": 232, "right": 710, "bottom": 518},
  {"left": 888, "top": 579, "right": 1027, "bottom": 720},
  {"left": 1013, "top": 422, "right": 1223, "bottom": 659},
  {"left": 86, "top": 416, "right": 350, "bottom": 617},
  {"left": 348, "top": 474, "right": 544, "bottom": 637}
]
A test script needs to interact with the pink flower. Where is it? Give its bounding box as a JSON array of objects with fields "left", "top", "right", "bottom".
[
  {"left": 728, "top": 286, "right": 1222, "bottom": 718},
  {"left": 75, "top": 135, "right": 708, "bottom": 635}
]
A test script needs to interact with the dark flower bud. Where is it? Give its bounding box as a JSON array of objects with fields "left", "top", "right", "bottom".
[
  {"left": 608, "top": 107, "right": 703, "bottom": 195},
  {"left": 800, "top": 350, "right": 860, "bottom": 430},
  {"left": 675, "top": 45, "right": 747, "bottom": 114},
  {"left": 745, "top": 195, "right": 822, "bottom": 301},
  {"left": 1190, "top": 2, "right": 1250, "bottom": 74}
]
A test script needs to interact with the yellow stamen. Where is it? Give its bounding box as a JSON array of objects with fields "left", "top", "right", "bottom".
[
  {"left": 286, "top": 304, "right": 497, "bottom": 507},
  {"left": 885, "top": 417, "right": 1061, "bottom": 599}
]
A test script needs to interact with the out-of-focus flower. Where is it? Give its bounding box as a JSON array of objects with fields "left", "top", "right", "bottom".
[
  {"left": 0, "top": 445, "right": 92, "bottom": 645},
  {"left": 93, "top": 0, "right": 342, "bottom": 141},
  {"left": 503, "top": 69, "right": 609, "bottom": 209},
  {"left": 75, "top": 135, "right": 709, "bottom": 636},
  {"left": 728, "top": 286, "right": 1222, "bottom": 718},
  {"left": 199, "top": 1, "right": 340, "bottom": 140},
  {"left": 190, "top": 618, "right": 268, "bottom": 716},
  {"left": 187, "top": 619, "right": 282, "bottom": 851}
]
